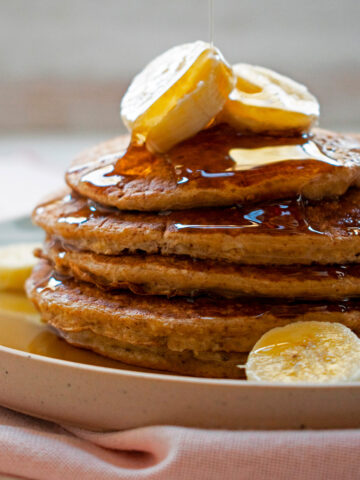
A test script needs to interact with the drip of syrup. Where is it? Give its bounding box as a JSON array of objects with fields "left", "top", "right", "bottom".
[{"left": 209, "top": 0, "right": 214, "bottom": 47}]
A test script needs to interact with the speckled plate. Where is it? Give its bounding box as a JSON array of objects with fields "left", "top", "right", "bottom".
[{"left": 1, "top": 218, "right": 360, "bottom": 431}]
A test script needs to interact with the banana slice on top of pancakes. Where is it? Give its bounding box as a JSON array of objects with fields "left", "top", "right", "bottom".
[{"left": 121, "top": 40, "right": 235, "bottom": 153}]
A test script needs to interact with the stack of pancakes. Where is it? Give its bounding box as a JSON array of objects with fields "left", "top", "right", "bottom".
[{"left": 27, "top": 124, "right": 360, "bottom": 378}]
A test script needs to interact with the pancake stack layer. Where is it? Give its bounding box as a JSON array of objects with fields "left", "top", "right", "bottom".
[{"left": 27, "top": 125, "right": 360, "bottom": 378}]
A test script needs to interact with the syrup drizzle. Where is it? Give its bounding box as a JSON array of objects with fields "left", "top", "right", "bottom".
[
  {"left": 76, "top": 124, "right": 342, "bottom": 193},
  {"left": 168, "top": 197, "right": 315, "bottom": 234},
  {"left": 209, "top": 0, "right": 214, "bottom": 46},
  {"left": 48, "top": 189, "right": 360, "bottom": 238}
]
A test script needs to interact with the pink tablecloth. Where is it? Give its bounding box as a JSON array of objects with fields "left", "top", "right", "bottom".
[
  {"left": 1, "top": 155, "right": 360, "bottom": 480},
  {"left": 1, "top": 406, "right": 360, "bottom": 480}
]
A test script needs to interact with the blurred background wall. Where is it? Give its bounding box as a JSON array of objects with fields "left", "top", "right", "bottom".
[{"left": 1, "top": 0, "right": 359, "bottom": 135}]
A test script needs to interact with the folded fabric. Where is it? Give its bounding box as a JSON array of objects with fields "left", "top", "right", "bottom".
[{"left": 1, "top": 406, "right": 360, "bottom": 480}]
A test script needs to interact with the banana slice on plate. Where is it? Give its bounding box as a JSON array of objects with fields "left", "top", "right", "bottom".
[
  {"left": 246, "top": 321, "right": 360, "bottom": 383},
  {"left": 0, "top": 243, "right": 40, "bottom": 291},
  {"left": 121, "top": 40, "right": 234, "bottom": 153},
  {"left": 220, "top": 63, "right": 319, "bottom": 135}
]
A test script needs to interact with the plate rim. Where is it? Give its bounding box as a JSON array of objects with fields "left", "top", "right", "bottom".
[{"left": 2, "top": 343, "right": 360, "bottom": 390}]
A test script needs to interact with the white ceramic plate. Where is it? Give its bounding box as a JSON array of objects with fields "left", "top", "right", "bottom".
[{"left": 1, "top": 218, "right": 360, "bottom": 431}]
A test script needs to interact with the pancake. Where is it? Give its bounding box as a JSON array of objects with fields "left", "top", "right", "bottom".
[
  {"left": 66, "top": 125, "right": 360, "bottom": 211},
  {"left": 27, "top": 261, "right": 360, "bottom": 365},
  {"left": 33, "top": 188, "right": 360, "bottom": 265},
  {"left": 53, "top": 328, "right": 247, "bottom": 379},
  {"left": 42, "top": 239, "right": 360, "bottom": 300}
]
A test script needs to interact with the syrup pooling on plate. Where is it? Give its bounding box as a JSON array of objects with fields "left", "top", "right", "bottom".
[{"left": 77, "top": 124, "right": 341, "bottom": 192}]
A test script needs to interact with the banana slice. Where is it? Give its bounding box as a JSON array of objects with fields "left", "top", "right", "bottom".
[
  {"left": 121, "top": 41, "right": 234, "bottom": 153},
  {"left": 246, "top": 321, "right": 360, "bottom": 383},
  {"left": 0, "top": 243, "right": 40, "bottom": 291},
  {"left": 220, "top": 63, "right": 319, "bottom": 135}
]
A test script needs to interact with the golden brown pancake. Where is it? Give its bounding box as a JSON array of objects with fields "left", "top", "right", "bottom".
[
  {"left": 53, "top": 329, "right": 247, "bottom": 379},
  {"left": 42, "top": 238, "right": 360, "bottom": 300},
  {"left": 33, "top": 189, "right": 360, "bottom": 265},
  {"left": 28, "top": 123, "right": 360, "bottom": 378},
  {"left": 27, "top": 261, "right": 360, "bottom": 375},
  {"left": 66, "top": 125, "right": 360, "bottom": 211}
]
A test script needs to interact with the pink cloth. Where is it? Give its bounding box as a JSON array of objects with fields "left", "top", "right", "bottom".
[
  {"left": 1, "top": 406, "right": 360, "bottom": 480},
  {"left": 2, "top": 153, "right": 360, "bottom": 479}
]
